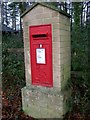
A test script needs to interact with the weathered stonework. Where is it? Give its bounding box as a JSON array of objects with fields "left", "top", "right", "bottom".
[
  {"left": 22, "top": 86, "right": 64, "bottom": 118},
  {"left": 21, "top": 3, "right": 71, "bottom": 119}
]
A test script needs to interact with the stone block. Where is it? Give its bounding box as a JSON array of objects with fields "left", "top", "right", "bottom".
[
  {"left": 60, "top": 35, "right": 71, "bottom": 42},
  {"left": 53, "top": 80, "right": 61, "bottom": 89},
  {"left": 53, "top": 28, "right": 60, "bottom": 37},
  {"left": 24, "top": 50, "right": 30, "bottom": 66},
  {"left": 60, "top": 24, "right": 70, "bottom": 31},
  {"left": 59, "top": 14, "right": 70, "bottom": 26},
  {"left": 32, "top": 5, "right": 44, "bottom": 15},
  {"left": 40, "top": 107, "right": 48, "bottom": 118},
  {"left": 52, "top": 11, "right": 59, "bottom": 17},
  {"left": 52, "top": 36, "right": 60, "bottom": 42},
  {"left": 60, "top": 30, "right": 70, "bottom": 36},
  {"left": 24, "top": 40, "right": 30, "bottom": 49},
  {"left": 52, "top": 23, "right": 60, "bottom": 29},
  {"left": 43, "top": 6, "right": 53, "bottom": 13},
  {"left": 43, "top": 18, "right": 53, "bottom": 24},
  {"left": 52, "top": 42, "right": 60, "bottom": 50},
  {"left": 23, "top": 32, "right": 29, "bottom": 40},
  {"left": 52, "top": 17, "right": 60, "bottom": 23},
  {"left": 28, "top": 105, "right": 41, "bottom": 118},
  {"left": 22, "top": 86, "right": 64, "bottom": 118},
  {"left": 36, "top": 13, "right": 51, "bottom": 19}
]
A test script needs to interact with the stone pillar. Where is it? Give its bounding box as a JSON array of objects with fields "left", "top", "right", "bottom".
[{"left": 21, "top": 3, "right": 71, "bottom": 119}]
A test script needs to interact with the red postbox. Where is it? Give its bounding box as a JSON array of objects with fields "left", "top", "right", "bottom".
[{"left": 29, "top": 24, "right": 53, "bottom": 87}]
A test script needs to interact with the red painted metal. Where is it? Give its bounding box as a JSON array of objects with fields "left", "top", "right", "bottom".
[{"left": 29, "top": 24, "right": 53, "bottom": 87}]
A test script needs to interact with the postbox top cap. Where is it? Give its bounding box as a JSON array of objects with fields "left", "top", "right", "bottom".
[{"left": 21, "top": 2, "right": 70, "bottom": 18}]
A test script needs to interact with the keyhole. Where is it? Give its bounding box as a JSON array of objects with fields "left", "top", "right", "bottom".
[{"left": 40, "top": 44, "right": 42, "bottom": 48}]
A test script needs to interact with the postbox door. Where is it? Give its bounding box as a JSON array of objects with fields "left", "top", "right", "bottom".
[{"left": 30, "top": 24, "right": 53, "bottom": 87}]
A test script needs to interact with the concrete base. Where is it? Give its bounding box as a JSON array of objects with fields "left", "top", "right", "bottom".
[{"left": 22, "top": 85, "right": 64, "bottom": 119}]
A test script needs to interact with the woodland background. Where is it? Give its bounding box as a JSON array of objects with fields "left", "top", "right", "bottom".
[{"left": 2, "top": 1, "right": 90, "bottom": 120}]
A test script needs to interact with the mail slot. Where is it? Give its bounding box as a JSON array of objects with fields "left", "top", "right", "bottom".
[
  {"left": 29, "top": 24, "right": 53, "bottom": 87},
  {"left": 32, "top": 33, "right": 48, "bottom": 38}
]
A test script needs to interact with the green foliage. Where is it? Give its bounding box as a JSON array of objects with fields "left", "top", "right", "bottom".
[
  {"left": 48, "top": 2, "right": 59, "bottom": 8},
  {"left": 72, "top": 3, "right": 82, "bottom": 71},
  {"left": 2, "top": 33, "right": 25, "bottom": 92},
  {"left": 68, "top": 2, "right": 90, "bottom": 117},
  {"left": 2, "top": 33, "right": 24, "bottom": 48}
]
